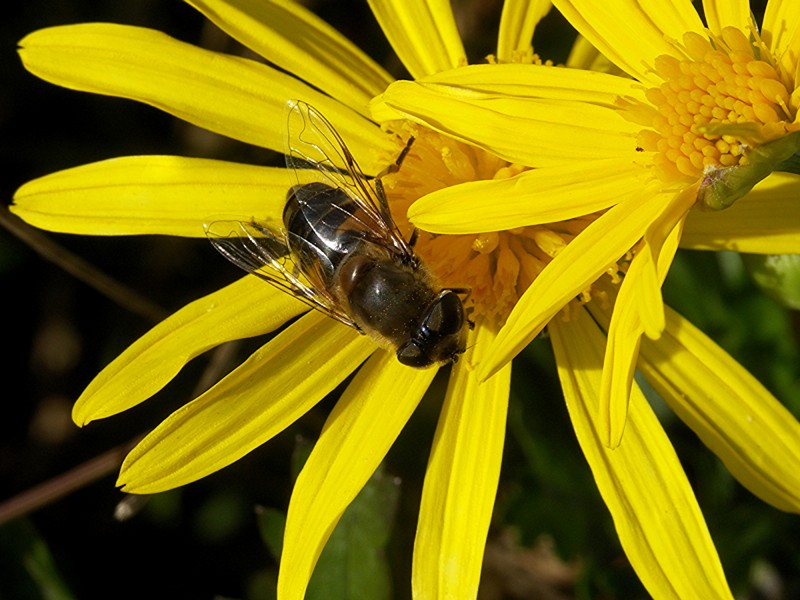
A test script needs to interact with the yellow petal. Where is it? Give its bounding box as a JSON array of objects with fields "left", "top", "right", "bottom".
[
  {"left": 763, "top": 1, "right": 800, "bottom": 82},
  {"left": 497, "top": 0, "right": 551, "bottom": 61},
  {"left": 681, "top": 172, "right": 800, "bottom": 253},
  {"left": 566, "top": 34, "right": 625, "bottom": 76},
  {"left": 12, "top": 156, "right": 288, "bottom": 236},
  {"left": 18, "top": 24, "right": 393, "bottom": 166},
  {"left": 638, "top": 184, "right": 696, "bottom": 335},
  {"left": 592, "top": 184, "right": 692, "bottom": 446},
  {"left": 412, "top": 324, "right": 510, "bottom": 599},
  {"left": 702, "top": 0, "right": 753, "bottom": 35},
  {"left": 566, "top": 34, "right": 600, "bottom": 69},
  {"left": 118, "top": 312, "right": 375, "bottom": 493},
  {"left": 632, "top": 244, "right": 664, "bottom": 338},
  {"left": 408, "top": 157, "right": 649, "bottom": 234},
  {"left": 73, "top": 276, "right": 305, "bottom": 425},
  {"left": 418, "top": 62, "right": 648, "bottom": 104},
  {"left": 366, "top": 0, "right": 466, "bottom": 78},
  {"left": 372, "top": 79, "right": 642, "bottom": 167},
  {"left": 551, "top": 0, "right": 705, "bottom": 84},
  {"left": 477, "top": 190, "right": 668, "bottom": 381},
  {"left": 549, "top": 311, "right": 734, "bottom": 600},
  {"left": 638, "top": 306, "right": 800, "bottom": 513},
  {"left": 595, "top": 213, "right": 686, "bottom": 448},
  {"left": 186, "top": 0, "right": 392, "bottom": 114},
  {"left": 597, "top": 262, "right": 644, "bottom": 449},
  {"left": 278, "top": 351, "right": 436, "bottom": 600}
]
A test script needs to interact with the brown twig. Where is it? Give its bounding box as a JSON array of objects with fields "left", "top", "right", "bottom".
[
  {"left": 0, "top": 439, "right": 139, "bottom": 525},
  {"left": 1, "top": 204, "right": 246, "bottom": 522},
  {"left": 0, "top": 339, "right": 245, "bottom": 523},
  {"left": 0, "top": 205, "right": 168, "bottom": 322}
]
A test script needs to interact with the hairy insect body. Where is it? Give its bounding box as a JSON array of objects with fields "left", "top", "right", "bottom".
[
  {"left": 284, "top": 181, "right": 465, "bottom": 367},
  {"left": 206, "top": 100, "right": 467, "bottom": 368}
]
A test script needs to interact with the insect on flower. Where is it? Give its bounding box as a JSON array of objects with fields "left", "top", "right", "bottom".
[{"left": 205, "top": 100, "right": 468, "bottom": 367}]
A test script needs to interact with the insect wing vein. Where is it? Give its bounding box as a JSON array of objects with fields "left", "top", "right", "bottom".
[
  {"left": 205, "top": 219, "right": 357, "bottom": 328},
  {"left": 285, "top": 100, "right": 413, "bottom": 259}
]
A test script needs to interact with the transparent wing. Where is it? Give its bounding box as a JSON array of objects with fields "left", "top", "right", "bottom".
[
  {"left": 284, "top": 100, "right": 413, "bottom": 259},
  {"left": 204, "top": 219, "right": 358, "bottom": 329}
]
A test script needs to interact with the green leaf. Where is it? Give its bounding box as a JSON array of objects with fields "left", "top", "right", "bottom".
[
  {"left": 257, "top": 446, "right": 400, "bottom": 600},
  {"left": 697, "top": 130, "right": 800, "bottom": 210},
  {"left": 257, "top": 506, "right": 287, "bottom": 562},
  {"left": 0, "top": 520, "right": 76, "bottom": 600},
  {"left": 742, "top": 253, "right": 800, "bottom": 310},
  {"left": 305, "top": 466, "right": 400, "bottom": 600}
]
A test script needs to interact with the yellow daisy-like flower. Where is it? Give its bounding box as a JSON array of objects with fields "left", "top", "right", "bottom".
[
  {"left": 367, "top": 0, "right": 800, "bottom": 591},
  {"left": 11, "top": 1, "right": 800, "bottom": 600},
  {"left": 373, "top": 0, "right": 800, "bottom": 478}
]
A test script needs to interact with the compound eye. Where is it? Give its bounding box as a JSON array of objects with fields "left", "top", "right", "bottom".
[
  {"left": 424, "top": 290, "right": 464, "bottom": 334},
  {"left": 396, "top": 340, "right": 433, "bottom": 368}
]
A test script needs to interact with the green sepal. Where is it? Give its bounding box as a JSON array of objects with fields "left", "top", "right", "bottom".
[{"left": 698, "top": 131, "right": 800, "bottom": 211}]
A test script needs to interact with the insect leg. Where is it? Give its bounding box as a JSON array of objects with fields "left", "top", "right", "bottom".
[
  {"left": 449, "top": 287, "right": 472, "bottom": 296},
  {"left": 374, "top": 135, "right": 416, "bottom": 225},
  {"left": 377, "top": 135, "right": 416, "bottom": 179}
]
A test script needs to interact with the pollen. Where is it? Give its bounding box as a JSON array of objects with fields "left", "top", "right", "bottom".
[
  {"left": 379, "top": 126, "right": 593, "bottom": 328},
  {"left": 633, "top": 27, "right": 798, "bottom": 183}
]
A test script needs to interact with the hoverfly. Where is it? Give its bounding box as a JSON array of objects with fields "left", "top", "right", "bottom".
[{"left": 205, "top": 100, "right": 467, "bottom": 367}]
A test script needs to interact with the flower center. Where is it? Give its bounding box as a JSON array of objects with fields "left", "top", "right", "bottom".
[
  {"left": 379, "top": 125, "right": 595, "bottom": 328},
  {"left": 631, "top": 27, "right": 798, "bottom": 184}
]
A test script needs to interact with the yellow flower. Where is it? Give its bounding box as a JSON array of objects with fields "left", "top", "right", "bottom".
[
  {"left": 11, "top": 1, "right": 800, "bottom": 600},
  {"left": 365, "top": 1, "right": 800, "bottom": 594}
]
